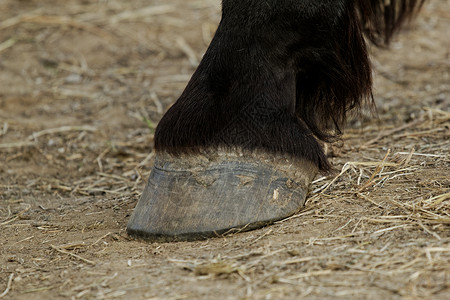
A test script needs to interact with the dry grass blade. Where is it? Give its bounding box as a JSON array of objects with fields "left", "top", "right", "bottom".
[
  {"left": 109, "top": 5, "right": 176, "bottom": 23},
  {"left": 176, "top": 36, "right": 199, "bottom": 66},
  {"left": 91, "top": 232, "right": 113, "bottom": 246},
  {"left": 0, "top": 141, "right": 36, "bottom": 149},
  {"left": 0, "top": 38, "right": 16, "bottom": 53},
  {"left": 359, "top": 149, "right": 391, "bottom": 191},
  {"left": 357, "top": 193, "right": 387, "bottom": 209},
  {"left": 0, "top": 9, "right": 41, "bottom": 30},
  {"left": 417, "top": 221, "right": 441, "bottom": 240},
  {"left": 194, "top": 261, "right": 239, "bottom": 276},
  {"left": 136, "top": 151, "right": 155, "bottom": 168},
  {"left": 150, "top": 92, "right": 164, "bottom": 114},
  {"left": 423, "top": 192, "right": 450, "bottom": 209},
  {"left": 248, "top": 228, "right": 273, "bottom": 245},
  {"left": 0, "top": 204, "right": 31, "bottom": 226},
  {"left": 394, "top": 151, "right": 447, "bottom": 158},
  {"left": 0, "top": 273, "right": 14, "bottom": 298},
  {"left": 424, "top": 107, "right": 450, "bottom": 120},
  {"left": 286, "top": 270, "right": 333, "bottom": 280},
  {"left": 50, "top": 245, "right": 96, "bottom": 265},
  {"left": 360, "top": 118, "right": 423, "bottom": 148},
  {"left": 0, "top": 122, "right": 8, "bottom": 137},
  {"left": 317, "top": 163, "right": 351, "bottom": 194},
  {"left": 282, "top": 256, "right": 326, "bottom": 266},
  {"left": 394, "top": 127, "right": 448, "bottom": 138},
  {"left": 345, "top": 161, "right": 399, "bottom": 167},
  {"left": 30, "top": 15, "right": 114, "bottom": 40},
  {"left": 1, "top": 13, "right": 115, "bottom": 40},
  {"left": 371, "top": 224, "right": 411, "bottom": 236},
  {"left": 28, "top": 125, "right": 97, "bottom": 140},
  {"left": 53, "top": 88, "right": 100, "bottom": 99}
]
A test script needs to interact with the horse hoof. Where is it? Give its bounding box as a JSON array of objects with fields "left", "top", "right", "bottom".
[{"left": 126, "top": 150, "right": 318, "bottom": 242}]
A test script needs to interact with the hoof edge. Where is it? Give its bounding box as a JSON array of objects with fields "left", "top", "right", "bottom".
[{"left": 127, "top": 151, "right": 317, "bottom": 242}]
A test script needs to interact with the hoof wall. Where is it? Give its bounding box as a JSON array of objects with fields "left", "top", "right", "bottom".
[{"left": 127, "top": 151, "right": 317, "bottom": 242}]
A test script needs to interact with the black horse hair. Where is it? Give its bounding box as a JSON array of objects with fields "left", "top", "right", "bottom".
[{"left": 154, "top": 0, "right": 425, "bottom": 171}]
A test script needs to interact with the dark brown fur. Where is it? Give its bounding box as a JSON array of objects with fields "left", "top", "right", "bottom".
[{"left": 154, "top": 0, "right": 424, "bottom": 171}]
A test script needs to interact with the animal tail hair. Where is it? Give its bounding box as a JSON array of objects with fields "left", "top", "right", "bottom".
[{"left": 356, "top": 0, "right": 425, "bottom": 46}]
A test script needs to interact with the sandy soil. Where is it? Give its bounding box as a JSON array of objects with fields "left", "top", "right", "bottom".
[{"left": 0, "top": 0, "right": 449, "bottom": 299}]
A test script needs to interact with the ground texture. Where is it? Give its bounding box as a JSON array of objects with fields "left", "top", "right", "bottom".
[{"left": 0, "top": 0, "right": 449, "bottom": 299}]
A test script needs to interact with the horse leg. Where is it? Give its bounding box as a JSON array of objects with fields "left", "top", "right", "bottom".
[{"left": 127, "top": 0, "right": 424, "bottom": 241}]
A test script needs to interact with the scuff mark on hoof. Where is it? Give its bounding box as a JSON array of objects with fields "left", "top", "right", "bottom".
[{"left": 126, "top": 150, "right": 318, "bottom": 242}]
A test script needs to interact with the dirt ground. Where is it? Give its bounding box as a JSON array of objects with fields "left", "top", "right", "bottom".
[{"left": 0, "top": 0, "right": 449, "bottom": 299}]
